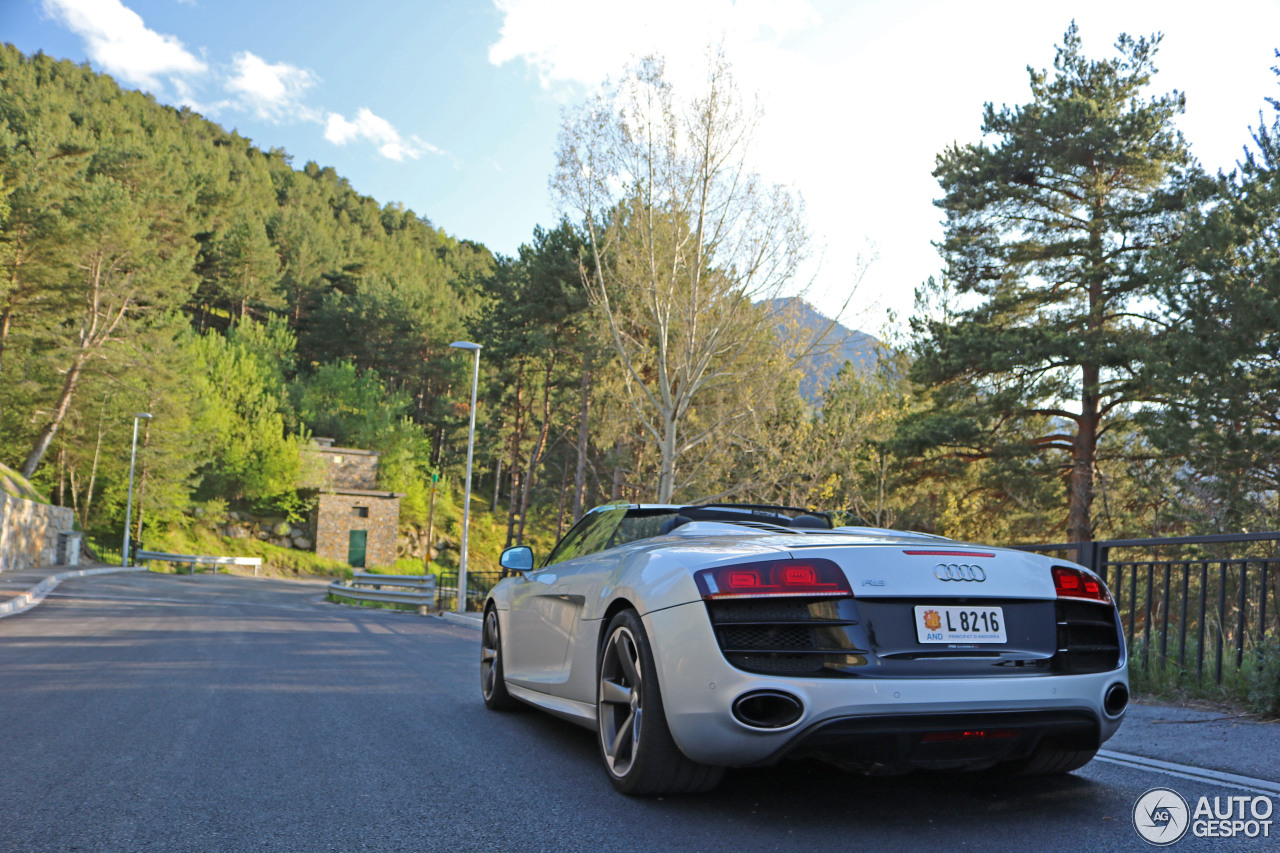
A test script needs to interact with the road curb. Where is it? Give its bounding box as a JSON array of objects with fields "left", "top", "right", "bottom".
[
  {"left": 0, "top": 566, "right": 148, "bottom": 619},
  {"left": 437, "top": 610, "right": 482, "bottom": 630}
]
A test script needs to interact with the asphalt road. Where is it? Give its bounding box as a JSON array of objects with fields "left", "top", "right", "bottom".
[{"left": 0, "top": 572, "right": 1276, "bottom": 852}]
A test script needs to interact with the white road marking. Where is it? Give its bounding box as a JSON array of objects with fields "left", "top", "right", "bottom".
[
  {"left": 42, "top": 592, "right": 324, "bottom": 612},
  {"left": 0, "top": 566, "right": 147, "bottom": 618},
  {"left": 1097, "top": 749, "right": 1280, "bottom": 797}
]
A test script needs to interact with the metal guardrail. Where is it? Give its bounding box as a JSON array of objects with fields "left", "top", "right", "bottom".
[
  {"left": 1019, "top": 533, "right": 1280, "bottom": 684},
  {"left": 134, "top": 549, "right": 264, "bottom": 576},
  {"left": 328, "top": 573, "right": 438, "bottom": 610},
  {"left": 350, "top": 572, "right": 435, "bottom": 590},
  {"left": 328, "top": 584, "right": 435, "bottom": 607}
]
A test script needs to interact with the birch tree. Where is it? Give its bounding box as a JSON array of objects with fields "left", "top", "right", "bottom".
[{"left": 555, "top": 53, "right": 807, "bottom": 502}]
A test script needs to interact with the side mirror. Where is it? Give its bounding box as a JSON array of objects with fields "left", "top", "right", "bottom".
[{"left": 499, "top": 545, "right": 534, "bottom": 572}]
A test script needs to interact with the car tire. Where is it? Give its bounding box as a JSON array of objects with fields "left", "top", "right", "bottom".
[
  {"left": 999, "top": 741, "right": 1098, "bottom": 776},
  {"left": 481, "top": 606, "right": 520, "bottom": 711},
  {"left": 596, "top": 609, "right": 724, "bottom": 795}
]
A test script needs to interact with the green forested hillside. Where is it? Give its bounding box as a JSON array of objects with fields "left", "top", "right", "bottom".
[{"left": 0, "top": 46, "right": 493, "bottom": 563}]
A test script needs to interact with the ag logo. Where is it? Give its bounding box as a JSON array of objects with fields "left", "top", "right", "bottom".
[{"left": 1133, "top": 787, "right": 1190, "bottom": 845}]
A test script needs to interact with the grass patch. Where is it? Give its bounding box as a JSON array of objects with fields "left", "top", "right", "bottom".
[
  {"left": 1129, "top": 633, "right": 1280, "bottom": 718},
  {"left": 360, "top": 558, "right": 432, "bottom": 576},
  {"left": 83, "top": 536, "right": 123, "bottom": 566},
  {"left": 0, "top": 461, "right": 48, "bottom": 503},
  {"left": 134, "top": 526, "right": 349, "bottom": 579}
]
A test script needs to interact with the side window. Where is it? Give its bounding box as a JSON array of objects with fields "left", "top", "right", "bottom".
[{"left": 542, "top": 505, "right": 629, "bottom": 567}]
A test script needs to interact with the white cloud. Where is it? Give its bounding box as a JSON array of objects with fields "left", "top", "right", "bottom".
[
  {"left": 488, "top": 0, "right": 1280, "bottom": 333},
  {"left": 43, "top": 1, "right": 439, "bottom": 169},
  {"left": 488, "top": 0, "right": 845, "bottom": 300},
  {"left": 488, "top": 0, "right": 818, "bottom": 93},
  {"left": 225, "top": 51, "right": 319, "bottom": 121},
  {"left": 41, "top": 0, "right": 207, "bottom": 91},
  {"left": 324, "top": 108, "right": 440, "bottom": 161},
  {"left": 43, "top": 2, "right": 321, "bottom": 123}
]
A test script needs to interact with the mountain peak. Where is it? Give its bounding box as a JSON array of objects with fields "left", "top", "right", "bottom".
[{"left": 763, "top": 297, "right": 880, "bottom": 401}]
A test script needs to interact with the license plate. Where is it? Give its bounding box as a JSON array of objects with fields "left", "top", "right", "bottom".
[{"left": 914, "top": 605, "right": 1006, "bottom": 643}]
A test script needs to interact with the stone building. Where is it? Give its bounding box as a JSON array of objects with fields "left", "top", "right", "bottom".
[{"left": 303, "top": 438, "right": 402, "bottom": 568}]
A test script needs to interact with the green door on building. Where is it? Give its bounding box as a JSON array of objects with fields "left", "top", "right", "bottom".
[{"left": 347, "top": 530, "right": 367, "bottom": 568}]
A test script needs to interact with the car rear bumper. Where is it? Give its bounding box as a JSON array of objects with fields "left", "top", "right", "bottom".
[
  {"left": 643, "top": 602, "right": 1128, "bottom": 768},
  {"left": 769, "top": 708, "right": 1099, "bottom": 771}
]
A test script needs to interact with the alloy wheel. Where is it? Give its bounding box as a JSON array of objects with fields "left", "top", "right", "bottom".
[
  {"left": 481, "top": 609, "right": 501, "bottom": 701},
  {"left": 598, "top": 625, "right": 643, "bottom": 777}
]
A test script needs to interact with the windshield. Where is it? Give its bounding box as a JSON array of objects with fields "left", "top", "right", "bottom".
[{"left": 542, "top": 505, "right": 629, "bottom": 567}]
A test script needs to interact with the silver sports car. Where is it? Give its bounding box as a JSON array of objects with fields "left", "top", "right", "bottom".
[{"left": 481, "top": 503, "right": 1128, "bottom": 795}]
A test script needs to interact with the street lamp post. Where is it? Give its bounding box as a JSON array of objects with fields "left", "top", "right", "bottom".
[
  {"left": 122, "top": 412, "right": 152, "bottom": 567},
  {"left": 449, "top": 341, "right": 482, "bottom": 613}
]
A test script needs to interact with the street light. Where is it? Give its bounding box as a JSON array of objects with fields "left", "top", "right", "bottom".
[
  {"left": 449, "top": 341, "right": 482, "bottom": 613},
  {"left": 122, "top": 412, "right": 152, "bottom": 567}
]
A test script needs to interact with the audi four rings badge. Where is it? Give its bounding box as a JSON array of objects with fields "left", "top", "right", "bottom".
[{"left": 934, "top": 564, "right": 987, "bottom": 581}]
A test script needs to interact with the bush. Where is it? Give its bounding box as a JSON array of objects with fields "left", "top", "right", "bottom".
[
  {"left": 1128, "top": 632, "right": 1280, "bottom": 718},
  {"left": 1242, "top": 635, "right": 1280, "bottom": 717}
]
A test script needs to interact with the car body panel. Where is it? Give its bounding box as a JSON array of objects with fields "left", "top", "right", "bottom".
[
  {"left": 503, "top": 569, "right": 578, "bottom": 686},
  {"left": 642, "top": 601, "right": 1126, "bottom": 766},
  {"left": 788, "top": 543, "right": 1057, "bottom": 600}
]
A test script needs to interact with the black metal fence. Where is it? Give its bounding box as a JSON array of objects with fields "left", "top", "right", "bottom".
[
  {"left": 1020, "top": 533, "right": 1280, "bottom": 685},
  {"left": 435, "top": 568, "right": 505, "bottom": 613}
]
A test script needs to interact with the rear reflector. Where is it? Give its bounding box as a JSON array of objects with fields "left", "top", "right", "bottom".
[
  {"left": 1052, "top": 565, "right": 1112, "bottom": 603},
  {"left": 694, "top": 559, "right": 852, "bottom": 599},
  {"left": 920, "top": 729, "right": 1018, "bottom": 743}
]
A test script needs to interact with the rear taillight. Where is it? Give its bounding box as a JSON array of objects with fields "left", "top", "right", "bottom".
[
  {"left": 694, "top": 559, "right": 852, "bottom": 600},
  {"left": 1052, "top": 565, "right": 1111, "bottom": 603}
]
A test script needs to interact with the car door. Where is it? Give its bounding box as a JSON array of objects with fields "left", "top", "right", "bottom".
[{"left": 504, "top": 506, "right": 628, "bottom": 689}]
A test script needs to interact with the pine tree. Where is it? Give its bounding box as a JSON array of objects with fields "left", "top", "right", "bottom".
[
  {"left": 909, "top": 24, "right": 1193, "bottom": 542},
  {"left": 470, "top": 220, "right": 595, "bottom": 541},
  {"left": 1146, "top": 71, "right": 1280, "bottom": 528},
  {"left": 214, "top": 214, "right": 281, "bottom": 321}
]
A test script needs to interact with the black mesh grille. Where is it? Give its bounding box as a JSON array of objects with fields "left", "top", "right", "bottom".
[
  {"left": 720, "top": 624, "right": 817, "bottom": 651},
  {"left": 726, "top": 652, "right": 831, "bottom": 674},
  {"left": 1054, "top": 600, "right": 1122, "bottom": 674},
  {"left": 706, "top": 597, "right": 861, "bottom": 676}
]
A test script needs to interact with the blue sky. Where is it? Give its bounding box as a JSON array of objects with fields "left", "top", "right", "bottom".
[{"left": 5, "top": 0, "right": 1280, "bottom": 334}]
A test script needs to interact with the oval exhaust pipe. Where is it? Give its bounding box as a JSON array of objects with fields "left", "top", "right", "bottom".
[
  {"left": 732, "top": 690, "right": 804, "bottom": 730},
  {"left": 1104, "top": 683, "right": 1129, "bottom": 717}
]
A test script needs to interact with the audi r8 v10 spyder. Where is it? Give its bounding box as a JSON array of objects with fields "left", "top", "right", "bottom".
[{"left": 480, "top": 503, "right": 1128, "bottom": 795}]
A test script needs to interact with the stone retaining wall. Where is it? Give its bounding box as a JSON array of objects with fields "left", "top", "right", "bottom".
[{"left": 0, "top": 493, "right": 76, "bottom": 571}]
